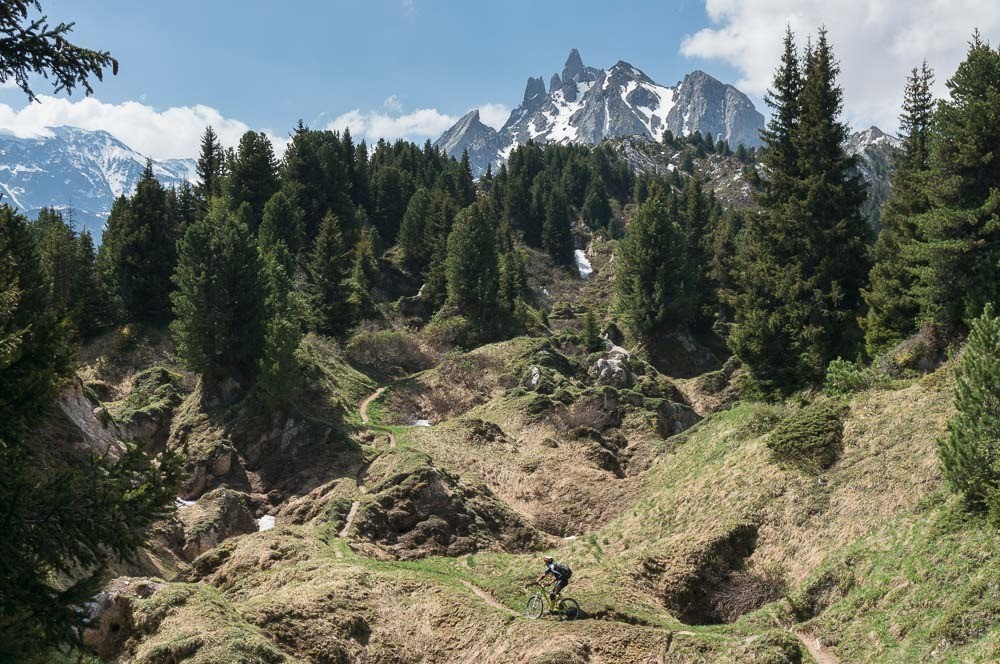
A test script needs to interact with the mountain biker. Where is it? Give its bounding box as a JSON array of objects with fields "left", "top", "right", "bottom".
[{"left": 536, "top": 556, "right": 572, "bottom": 600}]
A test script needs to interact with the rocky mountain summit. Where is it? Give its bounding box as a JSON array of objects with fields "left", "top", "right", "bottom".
[
  {"left": 0, "top": 126, "right": 195, "bottom": 237},
  {"left": 435, "top": 49, "right": 765, "bottom": 175}
]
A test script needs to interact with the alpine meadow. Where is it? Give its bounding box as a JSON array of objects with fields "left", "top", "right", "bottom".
[{"left": 1, "top": 1, "right": 999, "bottom": 662}]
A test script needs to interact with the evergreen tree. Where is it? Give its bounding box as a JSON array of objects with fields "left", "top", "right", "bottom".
[
  {"left": 861, "top": 62, "right": 935, "bottom": 353},
  {"left": 351, "top": 139, "right": 371, "bottom": 211},
  {"left": 420, "top": 192, "right": 457, "bottom": 308},
  {"left": 307, "top": 212, "right": 350, "bottom": 334},
  {"left": 758, "top": 27, "right": 804, "bottom": 207},
  {"left": 31, "top": 208, "right": 80, "bottom": 324},
  {"left": 195, "top": 126, "right": 225, "bottom": 215},
  {"left": 680, "top": 150, "right": 694, "bottom": 174},
  {"left": 0, "top": 206, "right": 71, "bottom": 432},
  {"left": 398, "top": 186, "right": 431, "bottom": 269},
  {"left": 370, "top": 165, "right": 407, "bottom": 243},
  {"left": 681, "top": 176, "right": 715, "bottom": 324},
  {"left": 580, "top": 308, "right": 601, "bottom": 352},
  {"left": 99, "top": 161, "right": 176, "bottom": 323},
  {"left": 227, "top": 130, "right": 280, "bottom": 232},
  {"left": 729, "top": 28, "right": 869, "bottom": 392},
  {"left": 2, "top": 204, "right": 176, "bottom": 658},
  {"left": 446, "top": 204, "right": 498, "bottom": 319},
  {"left": 259, "top": 191, "right": 305, "bottom": 267},
  {"left": 282, "top": 124, "right": 354, "bottom": 240},
  {"left": 542, "top": 187, "right": 574, "bottom": 267},
  {"left": 938, "top": 303, "right": 1000, "bottom": 524},
  {"left": 614, "top": 198, "right": 696, "bottom": 339},
  {"left": 910, "top": 35, "right": 1000, "bottom": 330},
  {"left": 496, "top": 220, "right": 525, "bottom": 315},
  {"left": 175, "top": 180, "right": 197, "bottom": 235},
  {"left": 170, "top": 200, "right": 266, "bottom": 379},
  {"left": 75, "top": 229, "right": 108, "bottom": 338},
  {"left": 581, "top": 177, "right": 613, "bottom": 230},
  {"left": 457, "top": 150, "right": 476, "bottom": 207},
  {"left": 257, "top": 251, "right": 303, "bottom": 407},
  {"left": 347, "top": 227, "right": 378, "bottom": 317}
]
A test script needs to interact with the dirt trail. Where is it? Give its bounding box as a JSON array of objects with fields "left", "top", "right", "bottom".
[
  {"left": 359, "top": 387, "right": 386, "bottom": 424},
  {"left": 460, "top": 580, "right": 518, "bottom": 615},
  {"left": 795, "top": 630, "right": 838, "bottom": 664},
  {"left": 338, "top": 501, "right": 360, "bottom": 539},
  {"left": 359, "top": 386, "right": 397, "bottom": 448}
]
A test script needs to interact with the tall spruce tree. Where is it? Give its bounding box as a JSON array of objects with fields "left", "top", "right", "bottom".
[
  {"left": 227, "top": 130, "right": 280, "bottom": 232},
  {"left": 195, "top": 126, "right": 225, "bottom": 216},
  {"left": 542, "top": 187, "right": 574, "bottom": 267},
  {"left": 170, "top": 200, "right": 266, "bottom": 379},
  {"left": 729, "top": 28, "right": 869, "bottom": 392},
  {"left": 614, "top": 197, "right": 696, "bottom": 340},
  {"left": 257, "top": 250, "right": 303, "bottom": 407},
  {"left": 910, "top": 34, "right": 1000, "bottom": 330},
  {"left": 347, "top": 227, "right": 378, "bottom": 318},
  {"left": 1, "top": 205, "right": 176, "bottom": 658},
  {"left": 398, "top": 186, "right": 432, "bottom": 269},
  {"left": 861, "top": 62, "right": 935, "bottom": 353},
  {"left": 307, "top": 212, "right": 350, "bottom": 335},
  {"left": 259, "top": 191, "right": 305, "bottom": 266},
  {"left": 938, "top": 303, "right": 1000, "bottom": 524},
  {"left": 99, "top": 161, "right": 177, "bottom": 323},
  {"left": 581, "top": 177, "right": 612, "bottom": 230},
  {"left": 446, "top": 204, "right": 499, "bottom": 319}
]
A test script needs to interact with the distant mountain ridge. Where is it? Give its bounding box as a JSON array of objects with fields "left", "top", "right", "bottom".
[
  {"left": 435, "top": 49, "right": 765, "bottom": 175},
  {"left": 0, "top": 126, "right": 195, "bottom": 237}
]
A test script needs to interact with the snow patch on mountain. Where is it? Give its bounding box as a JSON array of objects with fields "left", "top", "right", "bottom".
[
  {"left": 435, "top": 49, "right": 764, "bottom": 177},
  {"left": 0, "top": 126, "right": 195, "bottom": 238}
]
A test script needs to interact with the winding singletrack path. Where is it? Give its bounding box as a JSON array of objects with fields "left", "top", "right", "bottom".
[
  {"left": 460, "top": 580, "right": 517, "bottom": 615},
  {"left": 358, "top": 386, "right": 397, "bottom": 448},
  {"left": 359, "top": 387, "right": 385, "bottom": 424},
  {"left": 794, "top": 630, "right": 838, "bottom": 664}
]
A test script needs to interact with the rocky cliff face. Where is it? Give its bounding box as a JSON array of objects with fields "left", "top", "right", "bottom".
[
  {"left": 432, "top": 110, "right": 507, "bottom": 176},
  {"left": 435, "top": 49, "right": 765, "bottom": 176}
]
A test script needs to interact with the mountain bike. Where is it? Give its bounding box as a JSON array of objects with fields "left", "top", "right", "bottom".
[{"left": 524, "top": 580, "right": 581, "bottom": 620}]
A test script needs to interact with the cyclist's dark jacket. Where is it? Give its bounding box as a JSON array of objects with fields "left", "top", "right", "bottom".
[{"left": 546, "top": 561, "right": 572, "bottom": 580}]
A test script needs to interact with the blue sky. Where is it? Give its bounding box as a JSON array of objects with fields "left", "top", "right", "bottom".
[
  {"left": 0, "top": 1, "right": 997, "bottom": 159},
  {"left": 15, "top": 0, "right": 729, "bottom": 130}
]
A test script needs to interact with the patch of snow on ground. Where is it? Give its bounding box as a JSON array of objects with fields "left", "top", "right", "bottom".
[
  {"left": 411, "top": 419, "right": 431, "bottom": 427},
  {"left": 175, "top": 497, "right": 196, "bottom": 508},
  {"left": 575, "top": 249, "right": 593, "bottom": 279},
  {"left": 258, "top": 515, "right": 275, "bottom": 531}
]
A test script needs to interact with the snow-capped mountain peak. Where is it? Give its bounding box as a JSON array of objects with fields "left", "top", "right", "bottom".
[
  {"left": 436, "top": 49, "right": 765, "bottom": 176},
  {"left": 0, "top": 126, "right": 195, "bottom": 237}
]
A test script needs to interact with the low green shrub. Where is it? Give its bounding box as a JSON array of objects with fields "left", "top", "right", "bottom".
[
  {"left": 824, "top": 357, "right": 882, "bottom": 395},
  {"left": 767, "top": 399, "right": 848, "bottom": 474}
]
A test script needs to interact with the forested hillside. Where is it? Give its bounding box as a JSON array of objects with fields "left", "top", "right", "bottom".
[{"left": 1, "top": 8, "right": 999, "bottom": 663}]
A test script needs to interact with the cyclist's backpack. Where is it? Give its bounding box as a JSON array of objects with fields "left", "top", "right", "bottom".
[{"left": 553, "top": 562, "right": 572, "bottom": 579}]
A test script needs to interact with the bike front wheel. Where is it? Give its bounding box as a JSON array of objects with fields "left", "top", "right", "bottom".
[
  {"left": 558, "top": 598, "right": 581, "bottom": 621},
  {"left": 525, "top": 593, "right": 545, "bottom": 619}
]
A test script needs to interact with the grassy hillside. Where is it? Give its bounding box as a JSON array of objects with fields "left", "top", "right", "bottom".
[{"left": 76, "top": 314, "right": 999, "bottom": 662}]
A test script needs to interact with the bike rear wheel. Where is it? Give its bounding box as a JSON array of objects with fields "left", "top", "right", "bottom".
[
  {"left": 525, "top": 593, "right": 545, "bottom": 619},
  {"left": 558, "top": 598, "right": 581, "bottom": 621}
]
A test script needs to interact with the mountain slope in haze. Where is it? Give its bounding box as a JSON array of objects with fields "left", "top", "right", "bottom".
[
  {"left": 435, "top": 48, "right": 765, "bottom": 175},
  {"left": 0, "top": 126, "right": 195, "bottom": 237}
]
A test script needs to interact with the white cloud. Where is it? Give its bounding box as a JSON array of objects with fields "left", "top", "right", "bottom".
[
  {"left": 382, "top": 95, "right": 403, "bottom": 112},
  {"left": 329, "top": 100, "right": 511, "bottom": 144},
  {"left": 328, "top": 107, "right": 458, "bottom": 143},
  {"left": 681, "top": 0, "right": 1000, "bottom": 132},
  {"left": 477, "top": 103, "right": 511, "bottom": 130},
  {"left": 0, "top": 95, "right": 289, "bottom": 159}
]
